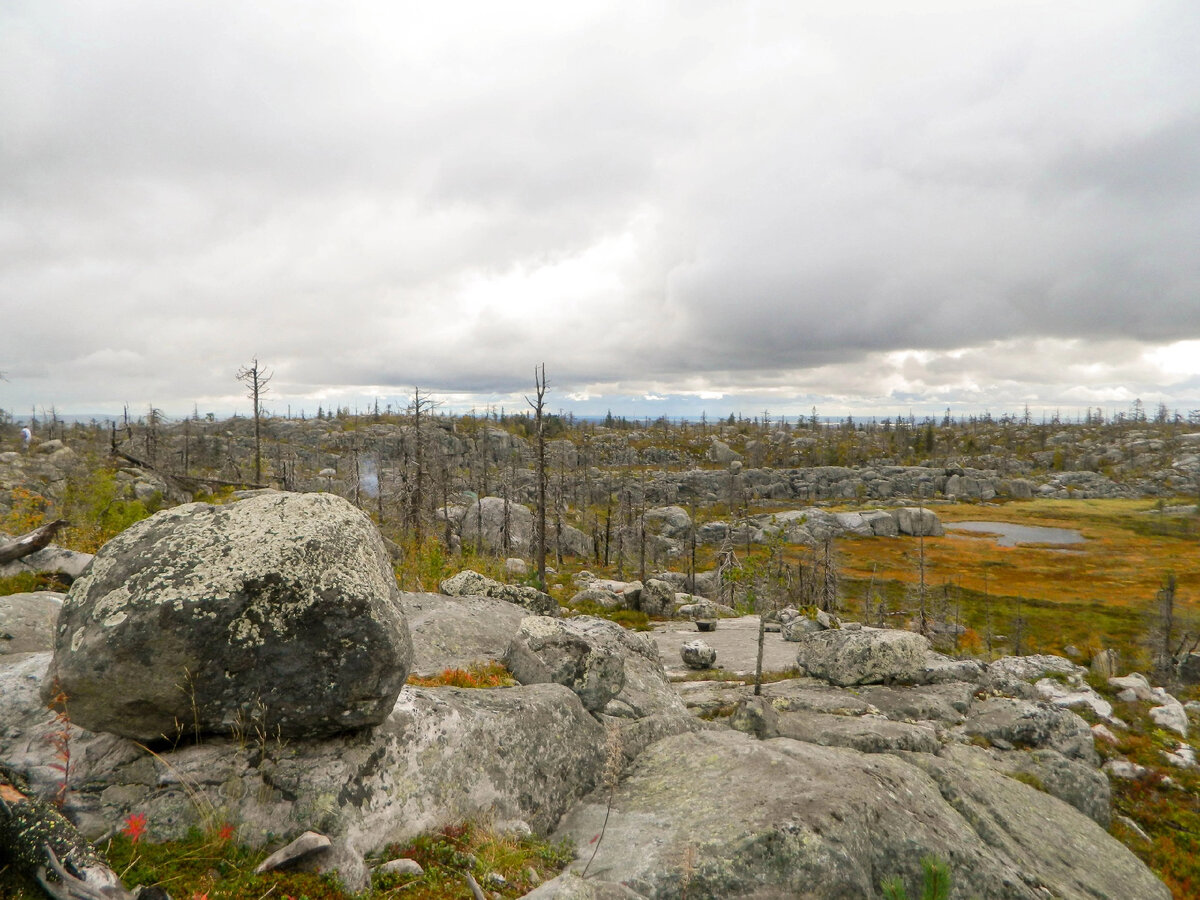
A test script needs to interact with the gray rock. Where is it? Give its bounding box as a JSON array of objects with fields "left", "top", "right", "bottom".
[
  {"left": 919, "top": 652, "right": 985, "bottom": 684},
  {"left": 456, "top": 497, "right": 591, "bottom": 558},
  {"left": 377, "top": 858, "right": 424, "bottom": 877},
  {"left": 889, "top": 507, "right": 945, "bottom": 537},
  {"left": 729, "top": 695, "right": 781, "bottom": 739},
  {"left": 707, "top": 440, "right": 741, "bottom": 464},
  {"left": 638, "top": 578, "right": 676, "bottom": 617},
  {"left": 519, "top": 872, "right": 644, "bottom": 899},
  {"left": 863, "top": 510, "right": 899, "bottom": 536},
  {"left": 552, "top": 729, "right": 1167, "bottom": 899},
  {"left": 1109, "top": 672, "right": 1155, "bottom": 701},
  {"left": 569, "top": 587, "right": 625, "bottom": 610},
  {"left": 440, "top": 569, "right": 558, "bottom": 617},
  {"left": 680, "top": 639, "right": 716, "bottom": 670},
  {"left": 989, "top": 654, "right": 1087, "bottom": 687},
  {"left": 988, "top": 747, "right": 1112, "bottom": 826},
  {"left": 505, "top": 616, "right": 626, "bottom": 712},
  {"left": 902, "top": 744, "right": 1165, "bottom": 899},
  {"left": 42, "top": 492, "right": 413, "bottom": 741},
  {"left": 642, "top": 506, "right": 692, "bottom": 540},
  {"left": 858, "top": 682, "right": 975, "bottom": 725},
  {"left": 400, "top": 592, "right": 528, "bottom": 675},
  {"left": 794, "top": 627, "right": 931, "bottom": 686},
  {"left": 774, "top": 708, "right": 941, "bottom": 755},
  {"left": 1150, "top": 698, "right": 1189, "bottom": 738},
  {"left": 0, "top": 591, "right": 63, "bottom": 655},
  {"left": 0, "top": 545, "right": 94, "bottom": 583},
  {"left": 963, "top": 698, "right": 1099, "bottom": 765},
  {"left": 4, "top": 655, "right": 607, "bottom": 862},
  {"left": 255, "top": 831, "right": 331, "bottom": 873}
]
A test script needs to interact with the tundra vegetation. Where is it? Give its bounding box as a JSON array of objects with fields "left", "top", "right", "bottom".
[{"left": 2, "top": 397, "right": 1200, "bottom": 897}]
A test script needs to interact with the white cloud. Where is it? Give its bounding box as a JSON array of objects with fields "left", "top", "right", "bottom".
[{"left": 0, "top": 0, "right": 1198, "bottom": 417}]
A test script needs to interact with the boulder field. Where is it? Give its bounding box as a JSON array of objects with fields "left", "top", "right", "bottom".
[{"left": 0, "top": 490, "right": 1173, "bottom": 899}]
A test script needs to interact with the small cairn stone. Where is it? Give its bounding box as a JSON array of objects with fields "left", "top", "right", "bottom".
[{"left": 681, "top": 639, "right": 717, "bottom": 670}]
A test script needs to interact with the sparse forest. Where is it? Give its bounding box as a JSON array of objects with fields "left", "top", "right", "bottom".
[{"left": 4, "top": 388, "right": 1200, "bottom": 899}]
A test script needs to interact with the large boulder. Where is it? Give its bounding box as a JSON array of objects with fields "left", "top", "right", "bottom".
[
  {"left": 42, "top": 492, "right": 413, "bottom": 741},
  {"left": 551, "top": 729, "right": 1167, "bottom": 899},
  {"left": 505, "top": 616, "right": 626, "bottom": 712},
  {"left": 963, "top": 698, "right": 1099, "bottom": 765},
  {"left": 794, "top": 626, "right": 931, "bottom": 686},
  {"left": 399, "top": 592, "right": 528, "bottom": 675},
  {"left": 889, "top": 507, "right": 945, "bottom": 537},
  {"left": 637, "top": 578, "right": 676, "bottom": 617}
]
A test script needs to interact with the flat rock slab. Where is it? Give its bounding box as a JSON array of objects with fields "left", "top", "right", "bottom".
[
  {"left": 775, "top": 709, "right": 941, "bottom": 755},
  {"left": 653, "top": 616, "right": 798, "bottom": 677},
  {"left": 552, "top": 729, "right": 1168, "bottom": 900}
]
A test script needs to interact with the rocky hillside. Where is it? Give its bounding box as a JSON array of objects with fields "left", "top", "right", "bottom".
[{"left": 1, "top": 491, "right": 1186, "bottom": 898}]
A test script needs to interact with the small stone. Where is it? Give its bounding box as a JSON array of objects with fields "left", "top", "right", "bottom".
[
  {"left": 1103, "top": 759, "right": 1148, "bottom": 780},
  {"left": 1091, "top": 724, "right": 1119, "bottom": 744},
  {"left": 255, "top": 831, "right": 331, "bottom": 873},
  {"left": 681, "top": 639, "right": 717, "bottom": 670},
  {"left": 377, "top": 858, "right": 423, "bottom": 876}
]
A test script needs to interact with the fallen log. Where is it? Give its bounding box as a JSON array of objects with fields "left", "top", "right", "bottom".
[
  {"left": 0, "top": 520, "right": 69, "bottom": 565},
  {"left": 0, "top": 766, "right": 134, "bottom": 900}
]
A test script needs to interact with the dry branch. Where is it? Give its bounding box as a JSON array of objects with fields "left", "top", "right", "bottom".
[{"left": 0, "top": 520, "right": 68, "bottom": 565}]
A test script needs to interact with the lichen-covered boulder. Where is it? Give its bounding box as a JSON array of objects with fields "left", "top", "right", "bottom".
[
  {"left": 963, "top": 698, "right": 1099, "bottom": 765},
  {"left": 637, "top": 578, "right": 676, "bottom": 617},
  {"left": 794, "top": 626, "right": 931, "bottom": 686},
  {"left": 504, "top": 616, "right": 625, "bottom": 711},
  {"left": 42, "top": 492, "right": 413, "bottom": 741}
]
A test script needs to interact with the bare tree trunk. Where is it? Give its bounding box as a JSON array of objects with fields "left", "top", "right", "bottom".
[
  {"left": 236, "top": 358, "right": 272, "bottom": 485},
  {"left": 527, "top": 364, "right": 548, "bottom": 590}
]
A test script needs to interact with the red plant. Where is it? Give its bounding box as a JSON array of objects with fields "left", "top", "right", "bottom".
[
  {"left": 123, "top": 812, "right": 148, "bottom": 843},
  {"left": 45, "top": 687, "right": 72, "bottom": 809},
  {"left": 216, "top": 823, "right": 236, "bottom": 843}
]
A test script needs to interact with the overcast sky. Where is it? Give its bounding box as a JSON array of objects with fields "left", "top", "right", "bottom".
[{"left": 3, "top": 1, "right": 1199, "bottom": 422}]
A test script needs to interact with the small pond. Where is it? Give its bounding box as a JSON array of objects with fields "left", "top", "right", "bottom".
[{"left": 948, "top": 521, "right": 1085, "bottom": 548}]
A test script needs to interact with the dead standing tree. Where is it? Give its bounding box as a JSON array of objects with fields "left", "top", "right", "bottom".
[
  {"left": 235, "top": 358, "right": 272, "bottom": 485},
  {"left": 407, "top": 387, "right": 438, "bottom": 546},
  {"left": 526, "top": 364, "right": 548, "bottom": 590}
]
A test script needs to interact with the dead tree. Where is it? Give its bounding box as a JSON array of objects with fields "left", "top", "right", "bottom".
[
  {"left": 235, "top": 358, "right": 272, "bottom": 485},
  {"left": 0, "top": 766, "right": 134, "bottom": 900},
  {"left": 525, "top": 364, "right": 548, "bottom": 590},
  {"left": 407, "top": 387, "right": 437, "bottom": 546},
  {"left": 0, "top": 520, "right": 69, "bottom": 564}
]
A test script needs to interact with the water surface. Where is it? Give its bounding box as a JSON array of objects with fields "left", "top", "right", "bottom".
[{"left": 949, "top": 521, "right": 1085, "bottom": 548}]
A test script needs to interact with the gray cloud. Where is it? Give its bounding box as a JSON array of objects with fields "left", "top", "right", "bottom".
[{"left": 1, "top": 1, "right": 1199, "bottom": 418}]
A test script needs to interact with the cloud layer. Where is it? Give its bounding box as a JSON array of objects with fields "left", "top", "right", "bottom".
[{"left": 2, "top": 1, "right": 1199, "bottom": 418}]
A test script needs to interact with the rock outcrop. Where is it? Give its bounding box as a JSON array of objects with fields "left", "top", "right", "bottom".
[
  {"left": 439, "top": 569, "right": 559, "bottom": 617},
  {"left": 550, "top": 729, "right": 1167, "bottom": 899},
  {"left": 42, "top": 492, "right": 413, "bottom": 740}
]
